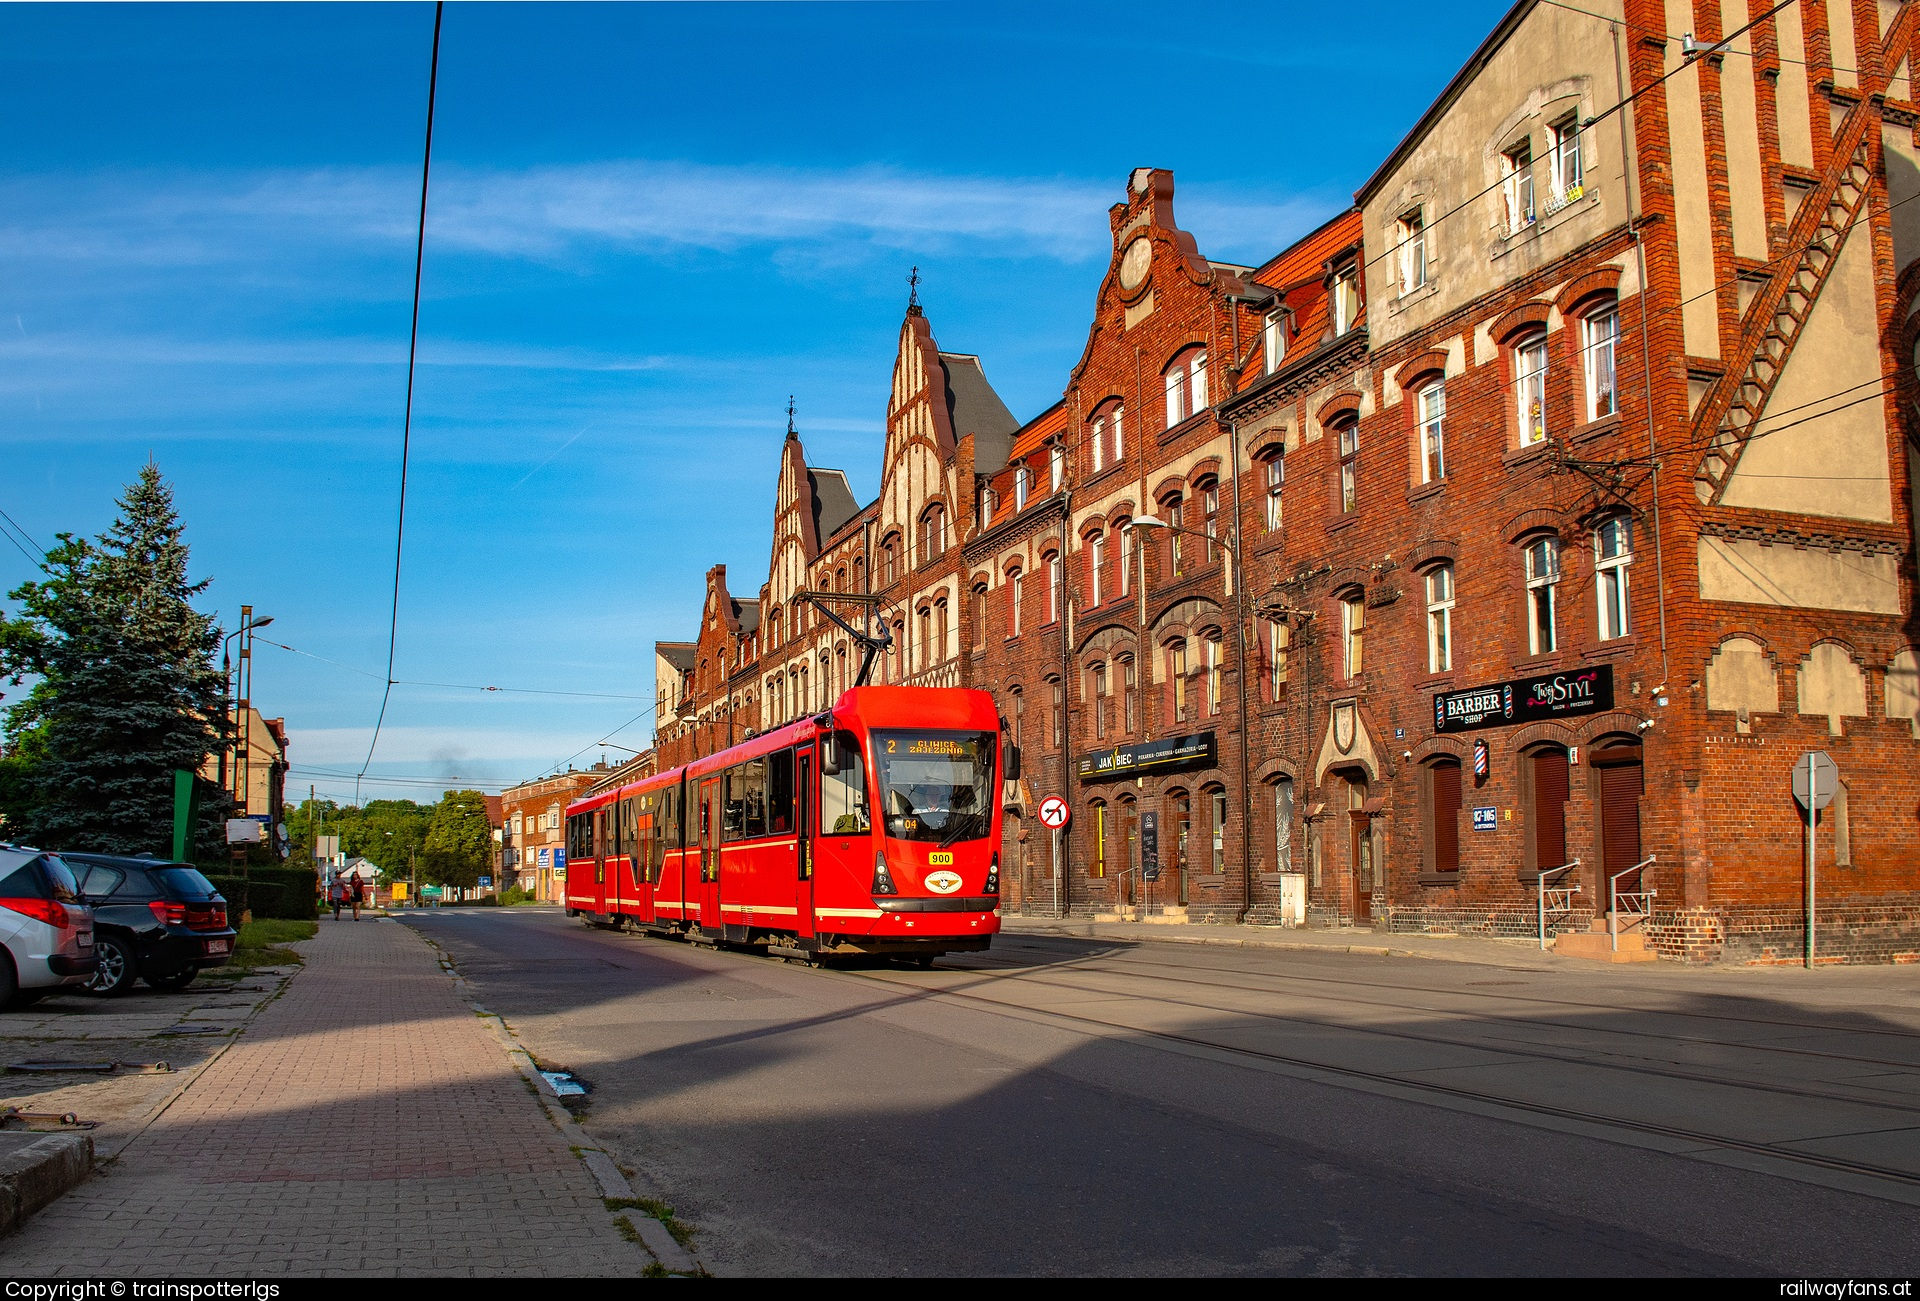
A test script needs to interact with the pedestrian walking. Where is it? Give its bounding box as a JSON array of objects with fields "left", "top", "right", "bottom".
[
  {"left": 329, "top": 872, "right": 347, "bottom": 921},
  {"left": 349, "top": 870, "right": 367, "bottom": 921}
]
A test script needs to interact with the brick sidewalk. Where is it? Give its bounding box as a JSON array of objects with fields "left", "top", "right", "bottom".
[{"left": 1, "top": 917, "right": 644, "bottom": 1276}]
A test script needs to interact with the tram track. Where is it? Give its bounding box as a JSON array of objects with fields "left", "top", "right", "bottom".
[
  {"left": 963, "top": 945, "right": 1920, "bottom": 1077},
  {"left": 815, "top": 957, "right": 1920, "bottom": 1198}
]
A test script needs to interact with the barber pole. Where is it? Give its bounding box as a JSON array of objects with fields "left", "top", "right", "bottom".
[{"left": 1472, "top": 739, "right": 1490, "bottom": 780}]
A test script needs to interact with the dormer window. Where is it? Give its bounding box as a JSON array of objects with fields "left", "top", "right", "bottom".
[
  {"left": 1332, "top": 268, "right": 1360, "bottom": 335},
  {"left": 979, "top": 483, "right": 995, "bottom": 526},
  {"left": 1263, "top": 311, "right": 1288, "bottom": 373},
  {"left": 1049, "top": 444, "right": 1066, "bottom": 493},
  {"left": 1014, "top": 464, "right": 1031, "bottom": 510},
  {"left": 1396, "top": 207, "right": 1427, "bottom": 293},
  {"left": 1163, "top": 346, "right": 1209, "bottom": 427}
]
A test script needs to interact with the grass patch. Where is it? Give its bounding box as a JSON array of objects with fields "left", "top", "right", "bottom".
[
  {"left": 605, "top": 1197, "right": 696, "bottom": 1249},
  {"left": 228, "top": 919, "right": 318, "bottom": 971}
]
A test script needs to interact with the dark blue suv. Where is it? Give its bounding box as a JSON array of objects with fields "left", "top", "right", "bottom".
[{"left": 64, "top": 854, "right": 236, "bottom": 995}]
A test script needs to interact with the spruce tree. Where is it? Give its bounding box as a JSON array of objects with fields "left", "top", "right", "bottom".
[{"left": 0, "top": 465, "right": 229, "bottom": 855}]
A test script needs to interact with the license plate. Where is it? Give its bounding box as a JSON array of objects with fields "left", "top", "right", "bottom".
[
  {"left": 204, "top": 939, "right": 231, "bottom": 955},
  {"left": 77, "top": 932, "right": 92, "bottom": 948},
  {"left": 928, "top": 852, "right": 954, "bottom": 866}
]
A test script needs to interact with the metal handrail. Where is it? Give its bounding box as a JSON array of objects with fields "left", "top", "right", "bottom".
[
  {"left": 1536, "top": 858, "right": 1582, "bottom": 950},
  {"left": 1609, "top": 855, "right": 1657, "bottom": 952}
]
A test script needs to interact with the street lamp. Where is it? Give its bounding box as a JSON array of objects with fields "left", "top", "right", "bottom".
[
  {"left": 218, "top": 609, "right": 273, "bottom": 814},
  {"left": 1129, "top": 515, "right": 1257, "bottom": 922}
]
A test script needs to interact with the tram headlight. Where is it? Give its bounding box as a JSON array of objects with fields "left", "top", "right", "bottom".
[
  {"left": 984, "top": 852, "right": 999, "bottom": 897},
  {"left": 871, "top": 851, "right": 899, "bottom": 897}
]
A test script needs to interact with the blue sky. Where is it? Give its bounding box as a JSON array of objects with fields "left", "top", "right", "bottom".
[{"left": 0, "top": 0, "right": 1510, "bottom": 803}]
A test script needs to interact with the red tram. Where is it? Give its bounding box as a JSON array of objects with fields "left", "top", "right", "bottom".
[{"left": 563, "top": 686, "right": 1011, "bottom": 963}]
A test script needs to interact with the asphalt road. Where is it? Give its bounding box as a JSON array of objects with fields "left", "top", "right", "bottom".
[{"left": 401, "top": 906, "right": 1920, "bottom": 1277}]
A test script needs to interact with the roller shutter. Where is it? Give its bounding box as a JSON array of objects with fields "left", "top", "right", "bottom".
[
  {"left": 1431, "top": 761, "right": 1462, "bottom": 873},
  {"left": 1600, "top": 758, "right": 1645, "bottom": 879},
  {"left": 1532, "top": 749, "right": 1569, "bottom": 870}
]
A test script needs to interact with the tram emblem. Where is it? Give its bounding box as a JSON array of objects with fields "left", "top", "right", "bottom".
[{"left": 925, "top": 870, "right": 963, "bottom": 895}]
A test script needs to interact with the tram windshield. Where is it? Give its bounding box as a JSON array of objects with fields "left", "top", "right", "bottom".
[{"left": 873, "top": 730, "right": 997, "bottom": 845}]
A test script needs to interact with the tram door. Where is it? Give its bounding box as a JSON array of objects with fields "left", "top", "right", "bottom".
[
  {"left": 795, "top": 747, "right": 815, "bottom": 938},
  {"left": 815, "top": 731, "right": 872, "bottom": 936},
  {"left": 696, "top": 776, "right": 722, "bottom": 934}
]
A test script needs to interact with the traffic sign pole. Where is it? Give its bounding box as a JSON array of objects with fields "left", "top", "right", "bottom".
[
  {"left": 1792, "top": 751, "right": 1837, "bottom": 970},
  {"left": 1805, "top": 752, "right": 1817, "bottom": 970}
]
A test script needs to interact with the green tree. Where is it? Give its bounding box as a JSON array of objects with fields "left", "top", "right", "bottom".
[
  {"left": 287, "top": 796, "right": 435, "bottom": 878},
  {"left": 422, "top": 789, "right": 493, "bottom": 890},
  {"left": 0, "top": 466, "right": 228, "bottom": 854}
]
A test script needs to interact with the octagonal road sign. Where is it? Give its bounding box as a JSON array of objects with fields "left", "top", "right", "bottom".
[
  {"left": 1792, "top": 751, "right": 1838, "bottom": 811},
  {"left": 1038, "top": 796, "right": 1071, "bottom": 830}
]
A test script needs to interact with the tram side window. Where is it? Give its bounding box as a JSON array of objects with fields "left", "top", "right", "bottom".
[
  {"left": 665, "top": 786, "right": 682, "bottom": 850},
  {"left": 743, "top": 757, "right": 768, "bottom": 838},
  {"left": 768, "top": 749, "right": 796, "bottom": 835},
  {"left": 821, "top": 732, "right": 871, "bottom": 835}
]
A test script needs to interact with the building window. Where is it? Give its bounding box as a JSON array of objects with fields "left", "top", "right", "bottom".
[
  {"left": 1595, "top": 516, "right": 1632, "bottom": 641},
  {"left": 1210, "top": 788, "right": 1228, "bottom": 872},
  {"left": 921, "top": 504, "right": 946, "bottom": 563},
  {"left": 881, "top": 537, "right": 898, "bottom": 586},
  {"left": 1014, "top": 465, "right": 1031, "bottom": 511},
  {"left": 1332, "top": 266, "right": 1360, "bottom": 335},
  {"left": 1425, "top": 564, "right": 1455, "bottom": 674},
  {"left": 1049, "top": 444, "right": 1066, "bottom": 493},
  {"left": 1121, "top": 655, "right": 1137, "bottom": 732},
  {"left": 1273, "top": 777, "right": 1294, "bottom": 873},
  {"left": 1335, "top": 418, "right": 1360, "bottom": 513},
  {"left": 1200, "top": 482, "right": 1220, "bottom": 564},
  {"left": 979, "top": 483, "right": 995, "bottom": 526},
  {"left": 1204, "top": 631, "right": 1223, "bottom": 716},
  {"left": 1525, "top": 536, "right": 1560, "bottom": 655},
  {"left": 1091, "top": 800, "right": 1108, "bottom": 878},
  {"left": 1163, "top": 347, "right": 1208, "bottom": 428},
  {"left": 1050, "top": 678, "right": 1065, "bottom": 748},
  {"left": 1087, "top": 532, "right": 1105, "bottom": 607},
  {"left": 1342, "top": 594, "right": 1365, "bottom": 678},
  {"left": 1009, "top": 685, "right": 1024, "bottom": 752},
  {"left": 1582, "top": 304, "right": 1620, "bottom": 421},
  {"left": 1429, "top": 758, "right": 1462, "bottom": 873},
  {"left": 933, "top": 598, "right": 949, "bottom": 662},
  {"left": 1264, "top": 310, "right": 1289, "bottom": 373},
  {"left": 1548, "top": 114, "right": 1584, "bottom": 209},
  {"left": 1008, "top": 568, "right": 1023, "bottom": 638},
  {"left": 1163, "top": 496, "right": 1185, "bottom": 576},
  {"left": 1090, "top": 662, "right": 1109, "bottom": 740},
  {"left": 972, "top": 584, "right": 988, "bottom": 649},
  {"left": 1397, "top": 207, "right": 1427, "bottom": 293},
  {"left": 1265, "top": 618, "right": 1290, "bottom": 698},
  {"left": 1046, "top": 552, "right": 1063, "bottom": 624},
  {"left": 1416, "top": 379, "right": 1446, "bottom": 482},
  {"left": 1091, "top": 401, "right": 1124, "bottom": 470},
  {"left": 1262, "top": 451, "right": 1284, "bottom": 532},
  {"left": 1515, "top": 332, "right": 1548, "bottom": 445},
  {"left": 1502, "top": 139, "right": 1535, "bottom": 234},
  {"left": 1169, "top": 639, "right": 1190, "bottom": 723}
]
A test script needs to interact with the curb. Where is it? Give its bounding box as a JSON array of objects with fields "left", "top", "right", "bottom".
[
  {"left": 0, "top": 1131, "right": 92, "bottom": 1237},
  {"left": 999, "top": 920, "right": 1557, "bottom": 968}
]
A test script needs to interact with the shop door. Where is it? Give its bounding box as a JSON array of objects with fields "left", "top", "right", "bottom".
[
  {"left": 1598, "top": 753, "right": 1645, "bottom": 887},
  {"left": 1347, "top": 773, "right": 1372, "bottom": 922},
  {"left": 1172, "top": 794, "right": 1191, "bottom": 906}
]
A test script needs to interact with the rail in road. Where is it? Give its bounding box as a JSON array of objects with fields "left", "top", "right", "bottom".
[{"left": 824, "top": 947, "right": 1920, "bottom": 1199}]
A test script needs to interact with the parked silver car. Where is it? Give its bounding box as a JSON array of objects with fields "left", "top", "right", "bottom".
[{"left": 0, "top": 845, "right": 97, "bottom": 1008}]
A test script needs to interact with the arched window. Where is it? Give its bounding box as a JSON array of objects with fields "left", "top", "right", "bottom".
[
  {"left": 1513, "top": 331, "right": 1548, "bottom": 445},
  {"left": 1427, "top": 757, "right": 1463, "bottom": 874},
  {"left": 1089, "top": 661, "right": 1109, "bottom": 740},
  {"left": 1425, "top": 564, "right": 1455, "bottom": 673},
  {"left": 1261, "top": 449, "right": 1285, "bottom": 533},
  {"left": 972, "top": 583, "right": 989, "bottom": 650},
  {"left": 1263, "top": 617, "right": 1291, "bottom": 699},
  {"left": 1118, "top": 518, "right": 1134, "bottom": 595},
  {"left": 1341, "top": 591, "right": 1365, "bottom": 678},
  {"left": 1203, "top": 630, "right": 1224, "bottom": 716},
  {"left": 1163, "top": 346, "right": 1209, "bottom": 427},
  {"left": 1167, "top": 638, "right": 1191, "bottom": 724},
  {"left": 835, "top": 566, "right": 846, "bottom": 592},
  {"left": 918, "top": 606, "right": 932, "bottom": 670},
  {"left": 1416, "top": 378, "right": 1446, "bottom": 482},
  {"left": 1271, "top": 776, "right": 1294, "bottom": 873},
  {"left": 1046, "top": 552, "right": 1063, "bottom": 624},
  {"left": 1163, "top": 494, "right": 1185, "bottom": 576},
  {"left": 1119, "top": 654, "right": 1138, "bottom": 733},
  {"left": 1334, "top": 415, "right": 1360, "bottom": 513},
  {"left": 1206, "top": 785, "right": 1228, "bottom": 873},
  {"left": 1049, "top": 677, "right": 1065, "bottom": 748},
  {"left": 933, "top": 597, "right": 949, "bottom": 662},
  {"left": 1008, "top": 566, "right": 1023, "bottom": 637},
  {"left": 1524, "top": 536, "right": 1560, "bottom": 654},
  {"left": 880, "top": 535, "right": 899, "bottom": 587},
  {"left": 921, "top": 503, "right": 947, "bottom": 563},
  {"left": 1198, "top": 479, "right": 1221, "bottom": 564},
  {"left": 853, "top": 556, "right": 865, "bottom": 591},
  {"left": 1086, "top": 531, "right": 1106, "bottom": 607},
  {"left": 1594, "top": 515, "right": 1632, "bottom": 641},
  {"left": 1581, "top": 297, "right": 1620, "bottom": 421},
  {"left": 1091, "top": 399, "right": 1124, "bottom": 472},
  {"left": 1009, "top": 685, "right": 1025, "bottom": 752}
]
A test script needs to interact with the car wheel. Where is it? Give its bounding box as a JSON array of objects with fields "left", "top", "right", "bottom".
[
  {"left": 84, "top": 935, "right": 138, "bottom": 996},
  {"left": 145, "top": 969, "right": 197, "bottom": 992}
]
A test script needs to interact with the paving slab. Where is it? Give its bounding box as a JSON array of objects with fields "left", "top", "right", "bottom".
[{"left": 0, "top": 916, "right": 654, "bottom": 1276}]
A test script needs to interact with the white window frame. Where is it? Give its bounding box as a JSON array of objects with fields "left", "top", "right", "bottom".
[
  {"left": 1264, "top": 311, "right": 1288, "bottom": 373},
  {"left": 1205, "top": 633, "right": 1223, "bottom": 716},
  {"left": 1549, "top": 114, "right": 1584, "bottom": 208},
  {"left": 1594, "top": 517, "right": 1632, "bottom": 641},
  {"left": 1118, "top": 521, "right": 1133, "bottom": 595},
  {"left": 1515, "top": 332, "right": 1549, "bottom": 445},
  {"left": 1333, "top": 269, "right": 1359, "bottom": 335},
  {"left": 1049, "top": 445, "right": 1065, "bottom": 493},
  {"left": 1525, "top": 537, "right": 1560, "bottom": 655},
  {"left": 1417, "top": 379, "right": 1446, "bottom": 482},
  {"left": 1189, "top": 350, "right": 1208, "bottom": 412},
  {"left": 1088, "top": 532, "right": 1105, "bottom": 607},
  {"left": 1397, "top": 207, "right": 1428, "bottom": 293},
  {"left": 1342, "top": 596, "right": 1364, "bottom": 679},
  {"left": 1047, "top": 553, "right": 1062, "bottom": 624},
  {"left": 1337, "top": 421, "right": 1359, "bottom": 513},
  {"left": 1267, "top": 618, "right": 1289, "bottom": 695},
  {"left": 1582, "top": 306, "right": 1620, "bottom": 422},
  {"left": 1010, "top": 570, "right": 1023, "bottom": 637},
  {"left": 1502, "top": 140, "right": 1535, "bottom": 234},
  {"left": 1165, "top": 364, "right": 1185, "bottom": 427},
  {"left": 1425, "top": 564, "right": 1455, "bottom": 674},
  {"left": 1090, "top": 413, "right": 1106, "bottom": 474},
  {"left": 1263, "top": 453, "right": 1284, "bottom": 533},
  {"left": 1014, "top": 465, "right": 1030, "bottom": 510}
]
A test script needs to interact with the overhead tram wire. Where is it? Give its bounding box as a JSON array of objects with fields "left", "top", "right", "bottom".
[
  {"left": 1358, "top": 0, "right": 1799, "bottom": 279},
  {"left": 358, "top": 0, "right": 444, "bottom": 805},
  {"left": 254, "top": 635, "right": 651, "bottom": 700},
  {"left": 1537, "top": 0, "right": 1864, "bottom": 76},
  {"left": 0, "top": 505, "right": 45, "bottom": 565}
]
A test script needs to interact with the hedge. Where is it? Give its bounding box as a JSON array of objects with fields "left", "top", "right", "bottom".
[{"left": 201, "top": 866, "right": 319, "bottom": 921}]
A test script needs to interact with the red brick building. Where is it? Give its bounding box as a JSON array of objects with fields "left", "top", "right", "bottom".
[{"left": 642, "top": 0, "right": 1919, "bottom": 961}]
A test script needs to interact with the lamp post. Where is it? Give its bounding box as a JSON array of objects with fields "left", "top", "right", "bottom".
[
  {"left": 218, "top": 608, "right": 273, "bottom": 814},
  {"left": 1131, "top": 514, "right": 1257, "bottom": 922}
]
